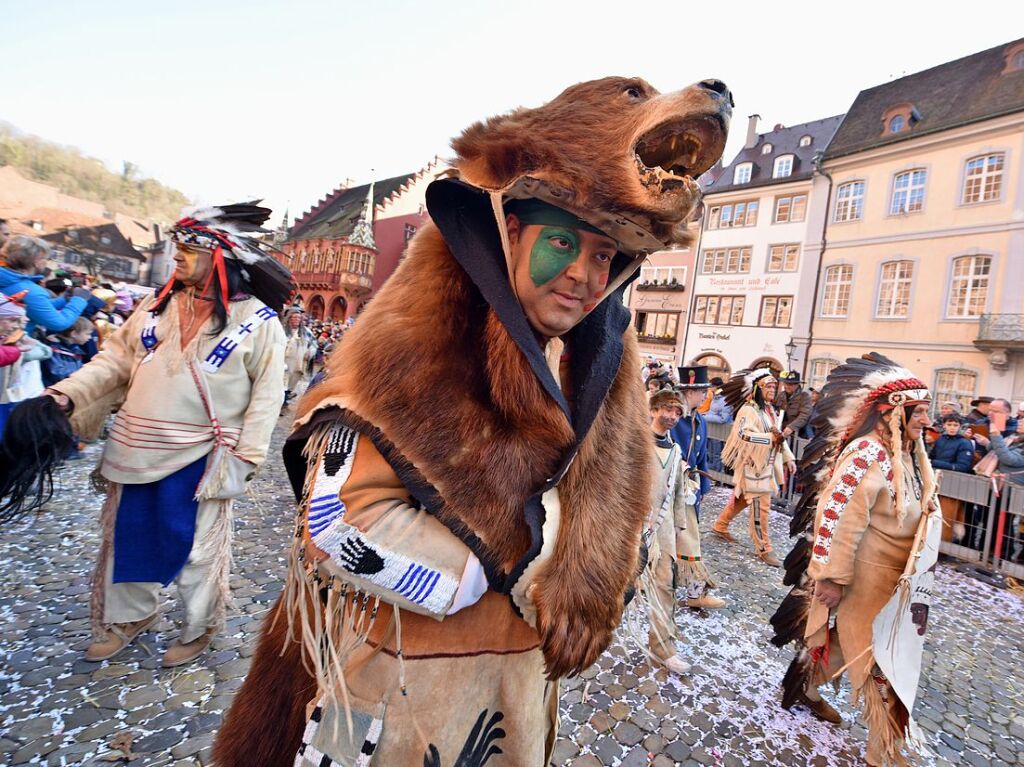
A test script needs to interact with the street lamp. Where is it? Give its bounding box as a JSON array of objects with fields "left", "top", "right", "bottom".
[{"left": 784, "top": 338, "right": 796, "bottom": 371}]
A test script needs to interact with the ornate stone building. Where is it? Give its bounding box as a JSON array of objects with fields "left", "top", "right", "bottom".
[{"left": 278, "top": 161, "right": 443, "bottom": 319}]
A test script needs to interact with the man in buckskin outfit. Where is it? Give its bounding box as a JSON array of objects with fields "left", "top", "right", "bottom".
[{"left": 214, "top": 76, "right": 731, "bottom": 766}]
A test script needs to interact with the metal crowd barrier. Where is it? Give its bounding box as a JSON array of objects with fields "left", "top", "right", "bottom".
[{"left": 702, "top": 421, "right": 1023, "bottom": 577}]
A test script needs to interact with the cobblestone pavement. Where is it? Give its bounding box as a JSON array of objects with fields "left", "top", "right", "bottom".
[{"left": 2, "top": 420, "right": 1023, "bottom": 766}]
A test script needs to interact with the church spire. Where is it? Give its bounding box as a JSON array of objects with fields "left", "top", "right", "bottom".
[{"left": 348, "top": 181, "right": 377, "bottom": 249}]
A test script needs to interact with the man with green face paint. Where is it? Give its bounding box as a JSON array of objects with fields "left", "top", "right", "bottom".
[{"left": 504, "top": 198, "right": 620, "bottom": 342}]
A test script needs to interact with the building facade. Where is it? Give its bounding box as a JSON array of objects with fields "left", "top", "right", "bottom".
[
  {"left": 682, "top": 115, "right": 843, "bottom": 380},
  {"left": 278, "top": 161, "right": 442, "bottom": 320},
  {"left": 628, "top": 238, "right": 698, "bottom": 367},
  {"left": 43, "top": 223, "right": 145, "bottom": 282},
  {"left": 807, "top": 38, "right": 1024, "bottom": 406}
]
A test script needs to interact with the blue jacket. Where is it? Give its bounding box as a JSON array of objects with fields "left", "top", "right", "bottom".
[
  {"left": 0, "top": 266, "right": 89, "bottom": 332},
  {"left": 704, "top": 393, "right": 732, "bottom": 424},
  {"left": 671, "top": 410, "right": 711, "bottom": 517},
  {"left": 927, "top": 434, "right": 974, "bottom": 473}
]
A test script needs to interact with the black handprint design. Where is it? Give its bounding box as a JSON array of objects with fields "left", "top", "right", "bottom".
[
  {"left": 337, "top": 537, "right": 385, "bottom": 575},
  {"left": 423, "top": 709, "right": 505, "bottom": 767}
]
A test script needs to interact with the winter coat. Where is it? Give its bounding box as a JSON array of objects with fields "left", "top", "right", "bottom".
[
  {"left": 41, "top": 338, "right": 87, "bottom": 387},
  {"left": 778, "top": 387, "right": 813, "bottom": 434},
  {"left": 927, "top": 433, "right": 974, "bottom": 473},
  {"left": 0, "top": 267, "right": 97, "bottom": 332},
  {"left": 0, "top": 345, "right": 20, "bottom": 367},
  {"left": 704, "top": 392, "right": 732, "bottom": 424},
  {"left": 989, "top": 433, "right": 1024, "bottom": 485}
]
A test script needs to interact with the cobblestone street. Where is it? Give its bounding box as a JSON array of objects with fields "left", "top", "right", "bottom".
[{"left": 2, "top": 419, "right": 1023, "bottom": 766}]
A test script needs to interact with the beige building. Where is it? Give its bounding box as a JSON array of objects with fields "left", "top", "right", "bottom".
[{"left": 807, "top": 38, "right": 1024, "bottom": 406}]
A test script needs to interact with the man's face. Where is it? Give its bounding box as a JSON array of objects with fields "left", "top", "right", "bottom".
[
  {"left": 651, "top": 404, "right": 682, "bottom": 432},
  {"left": 172, "top": 245, "right": 213, "bottom": 286},
  {"left": 939, "top": 405, "right": 953, "bottom": 418},
  {"left": 760, "top": 379, "right": 778, "bottom": 403},
  {"left": 783, "top": 382, "right": 798, "bottom": 395},
  {"left": 507, "top": 214, "right": 617, "bottom": 339},
  {"left": 905, "top": 404, "right": 932, "bottom": 442},
  {"left": 977, "top": 402, "right": 991, "bottom": 416},
  {"left": 288, "top": 314, "right": 302, "bottom": 329},
  {"left": 943, "top": 419, "right": 961, "bottom": 436},
  {"left": 683, "top": 388, "right": 705, "bottom": 409},
  {"left": 0, "top": 223, "right": 10, "bottom": 248}
]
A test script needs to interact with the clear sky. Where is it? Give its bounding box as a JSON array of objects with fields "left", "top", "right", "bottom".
[{"left": 1, "top": 1, "right": 1019, "bottom": 224}]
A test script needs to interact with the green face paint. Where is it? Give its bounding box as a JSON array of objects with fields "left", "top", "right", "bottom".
[{"left": 529, "top": 226, "right": 581, "bottom": 286}]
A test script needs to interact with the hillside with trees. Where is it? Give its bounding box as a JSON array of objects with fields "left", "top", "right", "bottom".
[{"left": 0, "top": 123, "right": 190, "bottom": 222}]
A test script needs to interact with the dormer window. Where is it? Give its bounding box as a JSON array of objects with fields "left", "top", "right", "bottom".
[
  {"left": 773, "top": 155, "right": 794, "bottom": 179},
  {"left": 761, "top": 143, "right": 773, "bottom": 155},
  {"left": 880, "top": 103, "right": 920, "bottom": 136},
  {"left": 1002, "top": 41, "right": 1024, "bottom": 74},
  {"left": 733, "top": 162, "right": 753, "bottom": 185},
  {"left": 799, "top": 135, "right": 812, "bottom": 147}
]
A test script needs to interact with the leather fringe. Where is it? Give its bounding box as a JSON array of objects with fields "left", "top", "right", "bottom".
[
  {"left": 854, "top": 677, "right": 913, "bottom": 767},
  {"left": 89, "top": 485, "right": 121, "bottom": 640}
]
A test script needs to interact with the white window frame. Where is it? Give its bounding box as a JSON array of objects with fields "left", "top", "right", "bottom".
[
  {"left": 761, "top": 143, "right": 773, "bottom": 155},
  {"left": 961, "top": 153, "right": 1005, "bottom": 205},
  {"left": 799, "top": 135, "right": 812, "bottom": 147},
  {"left": 694, "top": 295, "right": 745, "bottom": 326},
  {"left": 809, "top": 358, "right": 838, "bottom": 390},
  {"left": 767, "top": 244, "right": 800, "bottom": 273},
  {"left": 946, "top": 254, "right": 992, "bottom": 319},
  {"left": 875, "top": 260, "right": 914, "bottom": 319},
  {"left": 639, "top": 265, "right": 687, "bottom": 286},
  {"left": 889, "top": 169, "right": 927, "bottom": 215},
  {"left": 734, "top": 162, "right": 753, "bottom": 185},
  {"left": 820, "top": 264, "right": 854, "bottom": 318},
  {"left": 759, "top": 295, "right": 793, "bottom": 328},
  {"left": 834, "top": 181, "right": 865, "bottom": 223},
  {"left": 773, "top": 155, "right": 794, "bottom": 179},
  {"left": 774, "top": 194, "right": 807, "bottom": 224},
  {"left": 933, "top": 368, "right": 978, "bottom": 414}
]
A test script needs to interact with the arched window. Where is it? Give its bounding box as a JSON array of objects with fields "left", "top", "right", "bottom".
[
  {"left": 876, "top": 260, "right": 914, "bottom": 318},
  {"left": 962, "top": 153, "right": 1005, "bottom": 204},
  {"left": 833, "top": 181, "right": 865, "bottom": 222},
  {"left": 799, "top": 135, "right": 812, "bottom": 147},
  {"left": 947, "top": 255, "right": 991, "bottom": 318},
  {"left": 808, "top": 358, "right": 839, "bottom": 390},
  {"left": 889, "top": 115, "right": 905, "bottom": 133},
  {"left": 890, "top": 169, "right": 927, "bottom": 214},
  {"left": 772, "top": 154, "right": 794, "bottom": 178},
  {"left": 761, "top": 143, "right": 773, "bottom": 155},
  {"left": 821, "top": 264, "right": 853, "bottom": 317},
  {"left": 692, "top": 353, "right": 730, "bottom": 382},
  {"left": 934, "top": 368, "right": 977, "bottom": 414}
]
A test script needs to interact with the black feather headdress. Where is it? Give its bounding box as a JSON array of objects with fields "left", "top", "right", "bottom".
[{"left": 159, "top": 201, "right": 295, "bottom": 313}]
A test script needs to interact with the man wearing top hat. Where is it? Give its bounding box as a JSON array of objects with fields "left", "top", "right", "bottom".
[
  {"left": 776, "top": 370, "right": 812, "bottom": 439},
  {"left": 670, "top": 365, "right": 724, "bottom": 609}
]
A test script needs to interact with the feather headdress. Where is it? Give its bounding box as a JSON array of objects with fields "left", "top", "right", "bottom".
[
  {"left": 769, "top": 352, "right": 935, "bottom": 707},
  {"left": 161, "top": 201, "right": 295, "bottom": 313},
  {"left": 720, "top": 365, "right": 777, "bottom": 417}
]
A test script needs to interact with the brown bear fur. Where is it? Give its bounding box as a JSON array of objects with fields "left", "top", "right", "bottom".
[{"left": 214, "top": 76, "right": 728, "bottom": 767}]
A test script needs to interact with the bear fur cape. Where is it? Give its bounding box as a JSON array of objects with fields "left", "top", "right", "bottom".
[{"left": 214, "top": 75, "right": 730, "bottom": 765}]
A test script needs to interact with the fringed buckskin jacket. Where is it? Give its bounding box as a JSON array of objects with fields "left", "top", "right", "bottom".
[{"left": 215, "top": 179, "right": 653, "bottom": 767}]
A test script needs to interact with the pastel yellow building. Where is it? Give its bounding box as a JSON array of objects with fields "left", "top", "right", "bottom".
[{"left": 807, "top": 38, "right": 1024, "bottom": 407}]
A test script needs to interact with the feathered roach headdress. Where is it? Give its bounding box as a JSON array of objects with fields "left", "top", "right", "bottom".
[
  {"left": 720, "top": 366, "right": 777, "bottom": 416},
  {"left": 769, "top": 352, "right": 935, "bottom": 708},
  {"left": 159, "top": 201, "right": 295, "bottom": 313}
]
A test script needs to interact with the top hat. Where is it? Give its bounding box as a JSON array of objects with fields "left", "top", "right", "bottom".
[
  {"left": 779, "top": 371, "right": 803, "bottom": 385},
  {"left": 677, "top": 365, "right": 711, "bottom": 389},
  {"left": 970, "top": 396, "right": 994, "bottom": 407}
]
